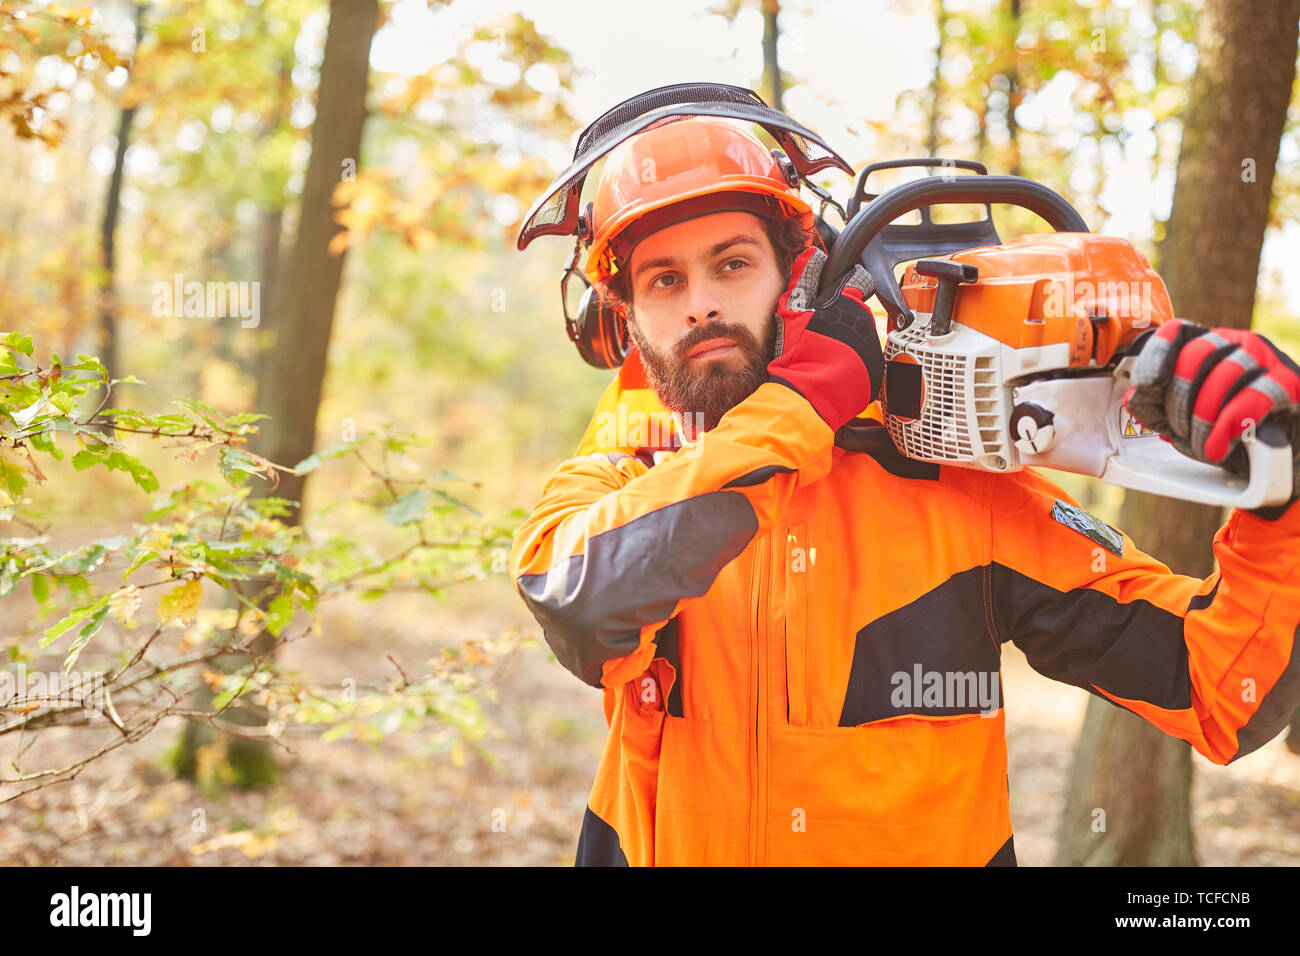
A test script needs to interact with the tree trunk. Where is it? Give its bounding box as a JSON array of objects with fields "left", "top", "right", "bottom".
[
  {"left": 761, "top": 0, "right": 782, "bottom": 111},
  {"left": 926, "top": 0, "right": 945, "bottom": 157},
  {"left": 1003, "top": 0, "right": 1020, "bottom": 177},
  {"left": 1056, "top": 696, "right": 1198, "bottom": 865},
  {"left": 1055, "top": 0, "right": 1300, "bottom": 866},
  {"left": 95, "top": 0, "right": 145, "bottom": 425},
  {"left": 250, "top": 0, "right": 378, "bottom": 521},
  {"left": 250, "top": 39, "right": 294, "bottom": 391},
  {"left": 166, "top": 0, "right": 380, "bottom": 788},
  {"left": 251, "top": 205, "right": 284, "bottom": 387}
]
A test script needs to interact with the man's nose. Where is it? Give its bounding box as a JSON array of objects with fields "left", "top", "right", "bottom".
[{"left": 685, "top": 280, "right": 723, "bottom": 326}]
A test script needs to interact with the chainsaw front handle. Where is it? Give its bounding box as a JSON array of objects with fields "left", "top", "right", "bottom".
[{"left": 1006, "top": 353, "right": 1295, "bottom": 509}]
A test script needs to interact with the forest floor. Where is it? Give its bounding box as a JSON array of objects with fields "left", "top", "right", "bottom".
[{"left": 2, "top": 576, "right": 1298, "bottom": 867}]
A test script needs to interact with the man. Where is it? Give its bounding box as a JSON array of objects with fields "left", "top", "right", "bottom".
[{"left": 510, "top": 114, "right": 1300, "bottom": 865}]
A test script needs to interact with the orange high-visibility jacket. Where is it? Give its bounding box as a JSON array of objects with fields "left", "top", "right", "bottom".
[{"left": 510, "top": 354, "right": 1300, "bottom": 866}]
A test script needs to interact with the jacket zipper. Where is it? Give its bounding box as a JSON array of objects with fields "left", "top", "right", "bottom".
[{"left": 749, "top": 533, "right": 770, "bottom": 866}]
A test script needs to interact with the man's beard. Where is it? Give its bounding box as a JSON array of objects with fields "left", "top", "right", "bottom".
[{"left": 627, "top": 313, "right": 777, "bottom": 440}]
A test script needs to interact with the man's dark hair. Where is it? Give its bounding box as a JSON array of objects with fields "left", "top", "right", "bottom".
[{"left": 600, "top": 208, "right": 819, "bottom": 316}]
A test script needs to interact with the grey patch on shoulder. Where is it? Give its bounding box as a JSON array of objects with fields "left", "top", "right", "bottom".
[{"left": 1051, "top": 499, "right": 1123, "bottom": 557}]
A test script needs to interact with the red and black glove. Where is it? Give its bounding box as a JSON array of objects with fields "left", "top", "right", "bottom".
[
  {"left": 1124, "top": 318, "right": 1300, "bottom": 517},
  {"left": 767, "top": 246, "right": 883, "bottom": 434}
]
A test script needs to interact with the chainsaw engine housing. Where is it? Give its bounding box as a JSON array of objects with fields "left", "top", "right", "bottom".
[{"left": 882, "top": 232, "right": 1174, "bottom": 473}]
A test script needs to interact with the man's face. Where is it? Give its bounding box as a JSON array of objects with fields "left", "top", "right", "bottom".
[{"left": 618, "top": 210, "right": 787, "bottom": 434}]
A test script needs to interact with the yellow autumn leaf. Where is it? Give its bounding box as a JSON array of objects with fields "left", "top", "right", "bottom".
[
  {"left": 143, "top": 529, "right": 173, "bottom": 551},
  {"left": 159, "top": 578, "right": 203, "bottom": 624}
]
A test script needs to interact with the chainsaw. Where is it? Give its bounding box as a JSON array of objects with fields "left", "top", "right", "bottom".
[
  {"left": 822, "top": 160, "right": 1295, "bottom": 510},
  {"left": 516, "top": 83, "right": 1292, "bottom": 509}
]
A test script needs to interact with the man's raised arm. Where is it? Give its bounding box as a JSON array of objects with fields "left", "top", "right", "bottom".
[
  {"left": 510, "top": 248, "right": 881, "bottom": 688},
  {"left": 989, "top": 468, "right": 1300, "bottom": 764}
]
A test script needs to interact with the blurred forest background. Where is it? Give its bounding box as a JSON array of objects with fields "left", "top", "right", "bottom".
[{"left": 0, "top": 0, "right": 1298, "bottom": 866}]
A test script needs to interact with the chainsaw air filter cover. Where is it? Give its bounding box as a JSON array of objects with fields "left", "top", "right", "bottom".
[{"left": 898, "top": 233, "right": 1174, "bottom": 368}]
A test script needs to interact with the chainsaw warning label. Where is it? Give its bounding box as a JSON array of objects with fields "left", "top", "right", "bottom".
[{"left": 1119, "top": 406, "right": 1156, "bottom": 439}]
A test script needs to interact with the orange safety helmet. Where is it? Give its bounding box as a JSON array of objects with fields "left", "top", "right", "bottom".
[{"left": 583, "top": 116, "right": 813, "bottom": 283}]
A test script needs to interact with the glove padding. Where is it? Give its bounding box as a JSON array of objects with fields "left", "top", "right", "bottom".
[
  {"left": 1124, "top": 318, "right": 1300, "bottom": 512},
  {"left": 767, "top": 246, "right": 883, "bottom": 434}
]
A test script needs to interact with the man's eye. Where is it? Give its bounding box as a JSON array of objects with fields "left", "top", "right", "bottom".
[
  {"left": 721, "top": 259, "right": 748, "bottom": 272},
  {"left": 650, "top": 274, "right": 677, "bottom": 289}
]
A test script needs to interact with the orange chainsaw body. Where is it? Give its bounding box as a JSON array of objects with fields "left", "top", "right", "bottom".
[{"left": 897, "top": 233, "right": 1175, "bottom": 367}]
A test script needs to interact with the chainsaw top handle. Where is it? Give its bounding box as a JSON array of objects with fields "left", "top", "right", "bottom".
[
  {"left": 821, "top": 174, "right": 1089, "bottom": 332},
  {"left": 846, "top": 158, "right": 995, "bottom": 220}
]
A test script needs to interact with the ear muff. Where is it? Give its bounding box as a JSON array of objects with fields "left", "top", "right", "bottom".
[
  {"left": 568, "top": 284, "right": 630, "bottom": 370},
  {"left": 561, "top": 233, "right": 630, "bottom": 370}
]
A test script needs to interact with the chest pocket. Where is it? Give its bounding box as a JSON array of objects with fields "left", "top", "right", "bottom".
[{"left": 784, "top": 522, "right": 810, "bottom": 726}]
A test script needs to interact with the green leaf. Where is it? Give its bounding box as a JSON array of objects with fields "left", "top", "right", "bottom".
[
  {"left": 432, "top": 487, "right": 481, "bottom": 517},
  {"left": 225, "top": 412, "right": 269, "bottom": 426},
  {"left": 64, "top": 574, "right": 91, "bottom": 599},
  {"left": 384, "top": 488, "right": 431, "bottom": 526},
  {"left": 77, "top": 544, "right": 110, "bottom": 573},
  {"left": 73, "top": 445, "right": 152, "bottom": 488},
  {"left": 68, "top": 354, "right": 108, "bottom": 377},
  {"left": 94, "top": 451, "right": 159, "bottom": 492},
  {"left": 123, "top": 550, "right": 159, "bottom": 579},
  {"left": 42, "top": 593, "right": 112, "bottom": 647},
  {"left": 2, "top": 332, "right": 33, "bottom": 356},
  {"left": 266, "top": 593, "right": 294, "bottom": 637},
  {"left": 72, "top": 448, "right": 102, "bottom": 471},
  {"left": 217, "top": 446, "right": 264, "bottom": 485},
  {"left": 47, "top": 392, "right": 77, "bottom": 414},
  {"left": 30, "top": 572, "right": 48, "bottom": 604},
  {"left": 172, "top": 397, "right": 223, "bottom": 428},
  {"left": 27, "top": 430, "right": 63, "bottom": 460},
  {"left": 321, "top": 721, "right": 354, "bottom": 743},
  {"left": 292, "top": 441, "right": 356, "bottom": 475},
  {"left": 64, "top": 604, "right": 110, "bottom": 671},
  {"left": 0, "top": 459, "right": 24, "bottom": 498},
  {"left": 292, "top": 453, "right": 321, "bottom": 475},
  {"left": 11, "top": 394, "right": 50, "bottom": 429}
]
